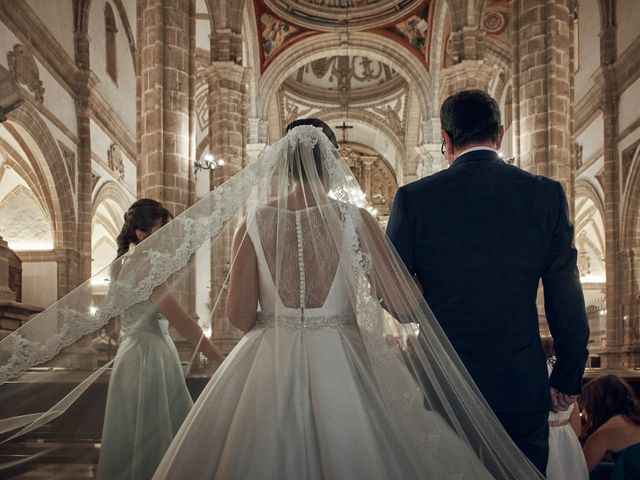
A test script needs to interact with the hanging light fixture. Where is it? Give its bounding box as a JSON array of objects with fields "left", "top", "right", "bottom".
[{"left": 194, "top": 153, "right": 225, "bottom": 174}]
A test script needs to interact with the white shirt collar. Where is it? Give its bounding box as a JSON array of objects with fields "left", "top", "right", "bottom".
[{"left": 454, "top": 146, "right": 498, "bottom": 160}]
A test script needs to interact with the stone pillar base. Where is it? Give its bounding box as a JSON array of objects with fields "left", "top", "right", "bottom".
[
  {"left": 0, "top": 300, "right": 43, "bottom": 341},
  {"left": 601, "top": 348, "right": 631, "bottom": 369}
]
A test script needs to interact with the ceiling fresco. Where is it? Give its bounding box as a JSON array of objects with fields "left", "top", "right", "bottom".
[
  {"left": 254, "top": 0, "right": 433, "bottom": 72},
  {"left": 261, "top": 0, "right": 425, "bottom": 31}
]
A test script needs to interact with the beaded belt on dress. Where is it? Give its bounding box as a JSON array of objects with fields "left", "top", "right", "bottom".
[
  {"left": 548, "top": 418, "right": 571, "bottom": 427},
  {"left": 254, "top": 311, "right": 356, "bottom": 330}
]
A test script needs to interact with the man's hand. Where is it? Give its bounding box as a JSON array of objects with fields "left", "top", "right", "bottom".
[{"left": 550, "top": 387, "right": 578, "bottom": 412}]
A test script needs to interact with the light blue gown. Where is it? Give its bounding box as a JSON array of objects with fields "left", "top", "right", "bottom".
[{"left": 97, "top": 300, "right": 193, "bottom": 480}]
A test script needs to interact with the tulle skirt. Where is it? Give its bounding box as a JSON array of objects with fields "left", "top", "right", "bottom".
[
  {"left": 546, "top": 425, "right": 588, "bottom": 480},
  {"left": 153, "top": 323, "right": 494, "bottom": 480},
  {"left": 98, "top": 331, "right": 193, "bottom": 480}
]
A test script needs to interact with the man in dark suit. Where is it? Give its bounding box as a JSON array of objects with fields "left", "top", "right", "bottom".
[{"left": 386, "top": 89, "right": 589, "bottom": 474}]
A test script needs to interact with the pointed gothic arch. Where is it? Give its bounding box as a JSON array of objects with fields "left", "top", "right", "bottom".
[{"left": 4, "top": 103, "right": 77, "bottom": 249}]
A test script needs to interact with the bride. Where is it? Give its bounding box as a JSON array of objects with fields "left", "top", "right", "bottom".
[
  {"left": 153, "top": 121, "right": 543, "bottom": 479},
  {"left": 0, "top": 121, "right": 543, "bottom": 479}
]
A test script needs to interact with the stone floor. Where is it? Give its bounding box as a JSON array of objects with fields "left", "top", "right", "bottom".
[{"left": 1, "top": 441, "right": 98, "bottom": 479}]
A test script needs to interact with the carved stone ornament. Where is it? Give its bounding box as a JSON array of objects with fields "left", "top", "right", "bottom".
[
  {"left": 7, "top": 44, "right": 45, "bottom": 103},
  {"left": 107, "top": 144, "right": 125, "bottom": 181},
  {"left": 482, "top": 12, "right": 507, "bottom": 35},
  {"left": 58, "top": 141, "right": 76, "bottom": 193},
  {"left": 91, "top": 172, "right": 100, "bottom": 192},
  {"left": 575, "top": 142, "right": 584, "bottom": 169}
]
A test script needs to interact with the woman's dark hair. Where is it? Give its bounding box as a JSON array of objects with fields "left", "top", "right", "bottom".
[
  {"left": 440, "top": 89, "right": 502, "bottom": 148},
  {"left": 115, "top": 199, "right": 171, "bottom": 259},
  {"left": 285, "top": 118, "right": 338, "bottom": 182},
  {"left": 582, "top": 374, "right": 640, "bottom": 435}
]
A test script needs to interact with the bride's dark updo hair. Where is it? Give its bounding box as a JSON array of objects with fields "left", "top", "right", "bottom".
[
  {"left": 285, "top": 118, "right": 339, "bottom": 182},
  {"left": 285, "top": 118, "right": 339, "bottom": 148},
  {"left": 115, "top": 199, "right": 172, "bottom": 259}
]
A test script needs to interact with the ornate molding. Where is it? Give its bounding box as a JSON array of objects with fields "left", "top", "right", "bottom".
[
  {"left": 283, "top": 74, "right": 408, "bottom": 105},
  {"left": 107, "top": 144, "right": 125, "bottom": 181},
  {"left": 482, "top": 11, "right": 508, "bottom": 35},
  {"left": 7, "top": 44, "right": 44, "bottom": 103},
  {"left": 366, "top": 93, "right": 406, "bottom": 140},
  {"left": 0, "top": 2, "right": 78, "bottom": 98}
]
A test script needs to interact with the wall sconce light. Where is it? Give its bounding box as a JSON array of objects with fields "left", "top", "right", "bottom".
[{"left": 194, "top": 153, "right": 225, "bottom": 174}]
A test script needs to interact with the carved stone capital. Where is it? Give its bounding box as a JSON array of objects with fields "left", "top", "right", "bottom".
[{"left": 205, "top": 62, "right": 251, "bottom": 91}]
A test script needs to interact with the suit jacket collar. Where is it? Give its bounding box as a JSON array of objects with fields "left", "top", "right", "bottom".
[{"left": 451, "top": 149, "right": 501, "bottom": 167}]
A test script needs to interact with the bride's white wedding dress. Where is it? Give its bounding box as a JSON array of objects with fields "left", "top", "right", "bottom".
[{"left": 153, "top": 206, "right": 493, "bottom": 479}]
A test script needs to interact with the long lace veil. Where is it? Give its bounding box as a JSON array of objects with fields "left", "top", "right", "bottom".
[{"left": 0, "top": 125, "right": 543, "bottom": 479}]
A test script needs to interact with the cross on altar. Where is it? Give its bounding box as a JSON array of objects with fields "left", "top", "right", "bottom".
[{"left": 335, "top": 121, "right": 353, "bottom": 143}]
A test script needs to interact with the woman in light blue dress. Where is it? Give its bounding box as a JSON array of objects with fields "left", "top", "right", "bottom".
[{"left": 98, "top": 199, "right": 223, "bottom": 480}]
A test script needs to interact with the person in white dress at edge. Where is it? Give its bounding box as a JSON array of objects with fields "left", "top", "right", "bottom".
[
  {"left": 98, "top": 199, "right": 224, "bottom": 480},
  {"left": 541, "top": 336, "right": 588, "bottom": 480}
]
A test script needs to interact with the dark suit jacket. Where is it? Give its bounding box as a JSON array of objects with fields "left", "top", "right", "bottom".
[{"left": 387, "top": 149, "right": 590, "bottom": 413}]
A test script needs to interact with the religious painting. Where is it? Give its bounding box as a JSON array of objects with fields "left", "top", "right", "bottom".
[
  {"left": 261, "top": 13, "right": 298, "bottom": 58},
  {"left": 394, "top": 15, "right": 429, "bottom": 53}
]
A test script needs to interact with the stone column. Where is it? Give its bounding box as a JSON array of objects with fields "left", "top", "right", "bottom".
[
  {"left": 56, "top": 249, "right": 81, "bottom": 297},
  {"left": 74, "top": 31, "right": 93, "bottom": 283},
  {"left": 0, "top": 236, "right": 42, "bottom": 340},
  {"left": 597, "top": 2, "right": 624, "bottom": 368},
  {"left": 628, "top": 248, "right": 640, "bottom": 365},
  {"left": 512, "top": 0, "right": 573, "bottom": 198},
  {"left": 512, "top": 0, "right": 575, "bottom": 337},
  {"left": 0, "top": 236, "right": 16, "bottom": 302},
  {"left": 138, "top": 0, "right": 197, "bottom": 361},
  {"left": 206, "top": 62, "right": 251, "bottom": 178},
  {"left": 206, "top": 61, "right": 251, "bottom": 352},
  {"left": 138, "top": 0, "right": 192, "bottom": 216}
]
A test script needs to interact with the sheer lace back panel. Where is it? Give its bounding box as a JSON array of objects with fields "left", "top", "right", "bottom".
[{"left": 247, "top": 205, "right": 349, "bottom": 316}]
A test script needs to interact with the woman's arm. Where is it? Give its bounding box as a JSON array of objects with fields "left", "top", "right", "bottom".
[
  {"left": 150, "top": 284, "right": 224, "bottom": 363},
  {"left": 569, "top": 402, "right": 582, "bottom": 437},
  {"left": 583, "top": 428, "right": 610, "bottom": 472},
  {"left": 569, "top": 402, "right": 582, "bottom": 438},
  {"left": 226, "top": 222, "right": 259, "bottom": 332}
]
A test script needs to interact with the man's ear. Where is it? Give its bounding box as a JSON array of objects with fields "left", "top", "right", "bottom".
[
  {"left": 496, "top": 125, "right": 505, "bottom": 150},
  {"left": 441, "top": 129, "right": 454, "bottom": 155}
]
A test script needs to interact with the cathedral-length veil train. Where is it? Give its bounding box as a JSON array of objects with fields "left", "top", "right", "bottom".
[{"left": 0, "top": 126, "right": 543, "bottom": 479}]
